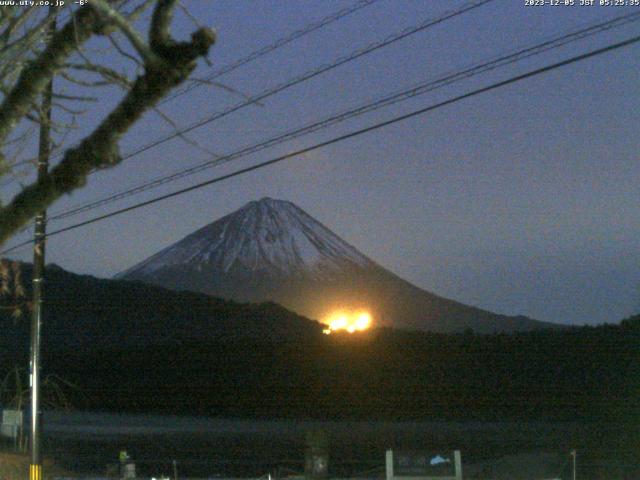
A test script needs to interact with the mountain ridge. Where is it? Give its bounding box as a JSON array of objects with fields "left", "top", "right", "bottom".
[
  {"left": 118, "top": 198, "right": 558, "bottom": 334},
  {"left": 0, "top": 259, "right": 324, "bottom": 354}
]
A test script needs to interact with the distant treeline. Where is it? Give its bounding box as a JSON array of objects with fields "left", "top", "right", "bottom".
[{"left": 29, "top": 316, "right": 638, "bottom": 426}]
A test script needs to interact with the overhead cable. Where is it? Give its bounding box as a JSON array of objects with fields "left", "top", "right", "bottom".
[
  {"left": 48, "top": 11, "right": 640, "bottom": 222},
  {"left": 3, "top": 32, "right": 638, "bottom": 255},
  {"left": 160, "top": 0, "right": 381, "bottom": 105}
]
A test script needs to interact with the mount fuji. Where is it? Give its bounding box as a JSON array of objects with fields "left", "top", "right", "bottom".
[{"left": 117, "top": 198, "right": 556, "bottom": 333}]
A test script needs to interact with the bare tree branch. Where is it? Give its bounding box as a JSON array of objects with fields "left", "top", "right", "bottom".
[
  {"left": 0, "top": 1, "right": 216, "bottom": 244},
  {"left": 0, "top": 6, "right": 107, "bottom": 151},
  {"left": 108, "top": 33, "right": 143, "bottom": 68},
  {"left": 67, "top": 61, "right": 133, "bottom": 88},
  {"left": 152, "top": 105, "right": 221, "bottom": 158},
  {"left": 91, "top": 0, "right": 159, "bottom": 64},
  {"left": 125, "top": 0, "right": 156, "bottom": 21}
]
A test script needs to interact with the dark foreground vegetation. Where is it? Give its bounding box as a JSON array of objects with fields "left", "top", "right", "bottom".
[
  {"left": 1, "top": 261, "right": 639, "bottom": 470},
  {"left": 42, "top": 318, "right": 639, "bottom": 422},
  {"left": 1, "top": 261, "right": 637, "bottom": 422},
  {"left": 3, "top": 318, "right": 638, "bottom": 479},
  {"left": 0, "top": 261, "right": 636, "bottom": 417}
]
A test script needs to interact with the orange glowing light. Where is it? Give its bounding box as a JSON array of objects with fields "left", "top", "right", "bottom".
[{"left": 323, "top": 310, "right": 372, "bottom": 334}]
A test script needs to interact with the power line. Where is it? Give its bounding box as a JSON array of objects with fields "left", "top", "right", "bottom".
[
  {"left": 3, "top": 0, "right": 380, "bottom": 177},
  {"left": 103, "top": 0, "right": 495, "bottom": 162},
  {"left": 3, "top": 32, "right": 639, "bottom": 256},
  {"left": 160, "top": 0, "right": 381, "bottom": 105},
  {"left": 47, "top": 10, "right": 640, "bottom": 222},
  {"left": 3, "top": 0, "right": 495, "bottom": 245},
  {"left": 7, "top": 0, "right": 493, "bottom": 211}
]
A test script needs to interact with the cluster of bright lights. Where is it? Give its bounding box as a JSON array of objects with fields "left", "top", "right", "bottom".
[{"left": 323, "top": 311, "right": 372, "bottom": 334}]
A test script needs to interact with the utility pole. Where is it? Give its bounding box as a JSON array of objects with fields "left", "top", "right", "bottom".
[
  {"left": 30, "top": 8, "right": 56, "bottom": 480},
  {"left": 571, "top": 449, "right": 577, "bottom": 480}
]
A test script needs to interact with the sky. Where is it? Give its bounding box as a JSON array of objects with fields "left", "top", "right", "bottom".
[{"left": 3, "top": 0, "right": 640, "bottom": 326}]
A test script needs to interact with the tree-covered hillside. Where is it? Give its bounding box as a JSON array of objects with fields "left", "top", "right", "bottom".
[{"left": 1, "top": 260, "right": 638, "bottom": 436}]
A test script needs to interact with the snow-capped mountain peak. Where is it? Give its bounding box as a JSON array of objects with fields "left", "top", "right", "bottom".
[
  {"left": 118, "top": 198, "right": 375, "bottom": 280},
  {"left": 116, "top": 198, "right": 555, "bottom": 334}
]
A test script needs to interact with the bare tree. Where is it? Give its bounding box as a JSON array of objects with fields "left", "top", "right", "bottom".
[{"left": 0, "top": 0, "right": 216, "bottom": 246}]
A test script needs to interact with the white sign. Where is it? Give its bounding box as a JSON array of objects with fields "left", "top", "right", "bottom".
[{"left": 1, "top": 409, "right": 23, "bottom": 440}]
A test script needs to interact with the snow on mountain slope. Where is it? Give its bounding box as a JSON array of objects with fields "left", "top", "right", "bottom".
[
  {"left": 118, "top": 198, "right": 375, "bottom": 280},
  {"left": 117, "top": 197, "right": 557, "bottom": 333}
]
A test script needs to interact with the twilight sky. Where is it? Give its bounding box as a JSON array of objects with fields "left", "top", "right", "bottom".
[{"left": 3, "top": 0, "right": 640, "bottom": 326}]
